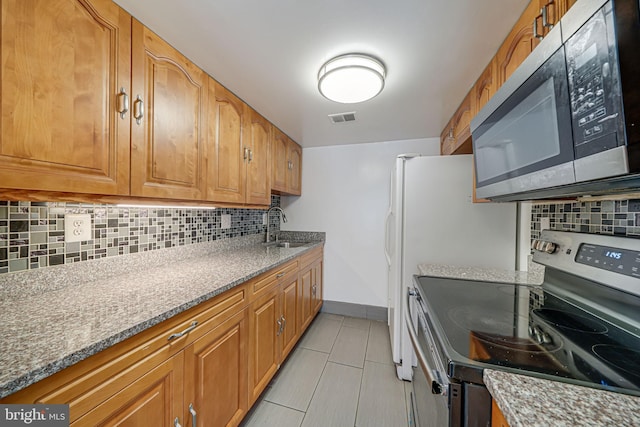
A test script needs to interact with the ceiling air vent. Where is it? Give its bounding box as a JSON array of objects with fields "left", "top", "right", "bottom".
[{"left": 328, "top": 112, "right": 356, "bottom": 124}]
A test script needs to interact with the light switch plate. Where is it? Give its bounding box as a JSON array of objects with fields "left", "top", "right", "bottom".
[
  {"left": 221, "top": 214, "right": 231, "bottom": 229},
  {"left": 64, "top": 213, "right": 92, "bottom": 243}
]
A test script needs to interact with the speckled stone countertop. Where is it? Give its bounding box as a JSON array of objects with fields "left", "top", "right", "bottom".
[
  {"left": 485, "top": 369, "right": 640, "bottom": 426},
  {"left": 417, "top": 257, "right": 545, "bottom": 286},
  {"left": 0, "top": 231, "right": 325, "bottom": 399}
]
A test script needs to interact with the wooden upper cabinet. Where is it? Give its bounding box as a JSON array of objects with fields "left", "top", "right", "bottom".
[
  {"left": 440, "top": 92, "right": 473, "bottom": 156},
  {"left": 206, "top": 79, "right": 246, "bottom": 203},
  {"left": 0, "top": 0, "right": 131, "bottom": 195},
  {"left": 287, "top": 141, "right": 302, "bottom": 196},
  {"left": 130, "top": 20, "right": 207, "bottom": 200},
  {"left": 245, "top": 107, "right": 272, "bottom": 206},
  {"left": 271, "top": 127, "right": 302, "bottom": 196},
  {"left": 471, "top": 58, "right": 498, "bottom": 118},
  {"left": 271, "top": 127, "right": 289, "bottom": 193},
  {"left": 496, "top": 0, "right": 543, "bottom": 86}
]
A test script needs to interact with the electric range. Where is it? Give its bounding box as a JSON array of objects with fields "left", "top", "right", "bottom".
[{"left": 406, "top": 230, "right": 640, "bottom": 427}]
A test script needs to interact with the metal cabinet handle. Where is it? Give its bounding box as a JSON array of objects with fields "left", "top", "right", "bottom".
[
  {"left": 281, "top": 316, "right": 286, "bottom": 331},
  {"left": 276, "top": 272, "right": 285, "bottom": 278},
  {"left": 167, "top": 321, "right": 198, "bottom": 341},
  {"left": 542, "top": 0, "right": 554, "bottom": 28},
  {"left": 312, "top": 284, "right": 317, "bottom": 296},
  {"left": 276, "top": 318, "right": 282, "bottom": 336},
  {"left": 249, "top": 149, "right": 253, "bottom": 162},
  {"left": 244, "top": 147, "right": 249, "bottom": 161},
  {"left": 133, "top": 95, "right": 144, "bottom": 125},
  {"left": 189, "top": 404, "right": 197, "bottom": 427},
  {"left": 174, "top": 417, "right": 182, "bottom": 427},
  {"left": 117, "top": 87, "right": 129, "bottom": 119},
  {"left": 533, "top": 12, "right": 544, "bottom": 39},
  {"left": 405, "top": 289, "right": 445, "bottom": 395}
]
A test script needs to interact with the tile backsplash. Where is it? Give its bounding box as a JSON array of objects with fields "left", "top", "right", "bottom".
[
  {"left": 0, "top": 196, "right": 281, "bottom": 275},
  {"left": 531, "top": 199, "right": 640, "bottom": 240}
]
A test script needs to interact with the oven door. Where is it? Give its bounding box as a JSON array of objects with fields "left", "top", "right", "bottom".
[
  {"left": 471, "top": 29, "right": 575, "bottom": 200},
  {"left": 406, "top": 288, "right": 450, "bottom": 427}
]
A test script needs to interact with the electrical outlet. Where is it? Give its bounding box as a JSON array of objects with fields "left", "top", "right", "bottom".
[
  {"left": 540, "top": 217, "right": 550, "bottom": 231},
  {"left": 262, "top": 213, "right": 267, "bottom": 225},
  {"left": 221, "top": 214, "right": 231, "bottom": 229},
  {"left": 64, "top": 213, "right": 92, "bottom": 243}
]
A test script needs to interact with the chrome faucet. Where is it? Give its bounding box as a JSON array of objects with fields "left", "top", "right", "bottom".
[{"left": 265, "top": 206, "right": 288, "bottom": 243}]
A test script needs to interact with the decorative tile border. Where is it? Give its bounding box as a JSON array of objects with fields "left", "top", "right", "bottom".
[
  {"left": 0, "top": 196, "right": 281, "bottom": 275},
  {"left": 531, "top": 199, "right": 640, "bottom": 241}
]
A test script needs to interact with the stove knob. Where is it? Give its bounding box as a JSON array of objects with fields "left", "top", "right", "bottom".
[
  {"left": 531, "top": 239, "right": 541, "bottom": 250},
  {"left": 543, "top": 242, "right": 557, "bottom": 254}
]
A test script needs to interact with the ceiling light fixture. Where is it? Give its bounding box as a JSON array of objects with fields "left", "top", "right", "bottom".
[{"left": 317, "top": 54, "right": 386, "bottom": 104}]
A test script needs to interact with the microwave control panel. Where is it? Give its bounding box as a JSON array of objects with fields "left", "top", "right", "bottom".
[{"left": 565, "top": 3, "right": 625, "bottom": 159}]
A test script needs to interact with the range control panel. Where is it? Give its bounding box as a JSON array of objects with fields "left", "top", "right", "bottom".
[
  {"left": 576, "top": 243, "right": 640, "bottom": 278},
  {"left": 533, "top": 230, "right": 640, "bottom": 297}
]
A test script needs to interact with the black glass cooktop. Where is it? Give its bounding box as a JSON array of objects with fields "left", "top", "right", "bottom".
[{"left": 413, "top": 274, "right": 640, "bottom": 396}]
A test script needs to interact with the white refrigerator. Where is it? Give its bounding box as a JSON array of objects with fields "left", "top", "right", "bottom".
[{"left": 385, "top": 154, "right": 518, "bottom": 380}]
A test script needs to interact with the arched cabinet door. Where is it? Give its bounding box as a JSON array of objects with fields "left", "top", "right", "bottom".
[
  {"left": 130, "top": 20, "right": 207, "bottom": 200},
  {"left": 205, "top": 80, "right": 246, "bottom": 203},
  {"left": 245, "top": 106, "right": 272, "bottom": 206},
  {"left": 0, "top": 0, "right": 131, "bottom": 195}
]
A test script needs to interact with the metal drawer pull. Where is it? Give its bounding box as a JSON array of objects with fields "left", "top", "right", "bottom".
[
  {"left": 174, "top": 417, "right": 182, "bottom": 427},
  {"left": 189, "top": 404, "right": 197, "bottom": 427},
  {"left": 133, "top": 95, "right": 144, "bottom": 125},
  {"left": 167, "top": 321, "right": 198, "bottom": 341},
  {"left": 117, "top": 87, "right": 129, "bottom": 118},
  {"left": 405, "top": 289, "right": 444, "bottom": 395},
  {"left": 276, "top": 272, "right": 285, "bottom": 278}
]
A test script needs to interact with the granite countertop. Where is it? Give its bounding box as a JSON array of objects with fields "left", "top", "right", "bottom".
[
  {"left": 485, "top": 369, "right": 640, "bottom": 427},
  {"left": 417, "top": 257, "right": 545, "bottom": 286},
  {"left": 417, "top": 261, "right": 640, "bottom": 426},
  {"left": 0, "top": 231, "right": 324, "bottom": 399}
]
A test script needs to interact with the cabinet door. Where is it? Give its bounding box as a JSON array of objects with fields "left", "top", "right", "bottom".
[
  {"left": 281, "top": 277, "right": 299, "bottom": 359},
  {"left": 72, "top": 352, "right": 184, "bottom": 427},
  {"left": 205, "top": 80, "right": 246, "bottom": 203},
  {"left": 299, "top": 264, "right": 314, "bottom": 332},
  {"left": 271, "top": 127, "right": 288, "bottom": 193},
  {"left": 471, "top": 58, "right": 498, "bottom": 117},
  {"left": 312, "top": 257, "right": 323, "bottom": 315},
  {"left": 450, "top": 92, "right": 473, "bottom": 155},
  {"left": 287, "top": 140, "right": 302, "bottom": 196},
  {"left": 184, "top": 309, "right": 248, "bottom": 427},
  {"left": 496, "top": 0, "right": 542, "bottom": 86},
  {"left": 245, "top": 107, "right": 272, "bottom": 206},
  {"left": 0, "top": 0, "right": 131, "bottom": 195},
  {"left": 130, "top": 20, "right": 206, "bottom": 200},
  {"left": 248, "top": 288, "right": 280, "bottom": 405}
]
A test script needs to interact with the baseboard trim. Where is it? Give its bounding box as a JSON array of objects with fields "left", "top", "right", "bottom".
[{"left": 320, "top": 300, "right": 387, "bottom": 322}]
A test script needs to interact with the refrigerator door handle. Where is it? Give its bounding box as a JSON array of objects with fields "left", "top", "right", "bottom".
[{"left": 384, "top": 208, "right": 392, "bottom": 266}]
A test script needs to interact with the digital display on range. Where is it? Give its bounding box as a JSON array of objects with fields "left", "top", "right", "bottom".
[{"left": 576, "top": 244, "right": 640, "bottom": 278}]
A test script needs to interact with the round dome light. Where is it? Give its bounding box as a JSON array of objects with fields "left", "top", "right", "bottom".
[{"left": 317, "top": 54, "right": 386, "bottom": 104}]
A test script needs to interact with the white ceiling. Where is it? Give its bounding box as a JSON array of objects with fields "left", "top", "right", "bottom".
[{"left": 114, "top": 0, "right": 529, "bottom": 148}]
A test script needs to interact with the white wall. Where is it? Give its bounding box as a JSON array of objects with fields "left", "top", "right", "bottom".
[{"left": 281, "top": 138, "right": 440, "bottom": 307}]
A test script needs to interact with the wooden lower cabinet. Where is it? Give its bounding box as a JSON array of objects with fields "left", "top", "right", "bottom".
[
  {"left": 492, "top": 398, "right": 510, "bottom": 427},
  {"left": 73, "top": 353, "right": 184, "bottom": 426},
  {"left": 299, "top": 247, "right": 324, "bottom": 332},
  {"left": 1, "top": 248, "right": 323, "bottom": 426},
  {"left": 247, "top": 267, "right": 302, "bottom": 405},
  {"left": 184, "top": 308, "right": 248, "bottom": 427}
]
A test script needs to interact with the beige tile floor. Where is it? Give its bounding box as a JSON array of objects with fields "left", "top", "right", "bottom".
[{"left": 242, "top": 313, "right": 409, "bottom": 427}]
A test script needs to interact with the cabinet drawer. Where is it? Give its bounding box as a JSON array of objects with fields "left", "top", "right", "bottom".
[
  {"left": 299, "top": 246, "right": 323, "bottom": 269},
  {"left": 249, "top": 260, "right": 298, "bottom": 299}
]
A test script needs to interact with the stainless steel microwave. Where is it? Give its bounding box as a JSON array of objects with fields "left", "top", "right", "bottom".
[{"left": 471, "top": 0, "right": 640, "bottom": 201}]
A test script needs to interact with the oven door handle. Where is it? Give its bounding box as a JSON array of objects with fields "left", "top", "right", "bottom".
[{"left": 406, "top": 289, "right": 445, "bottom": 395}]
